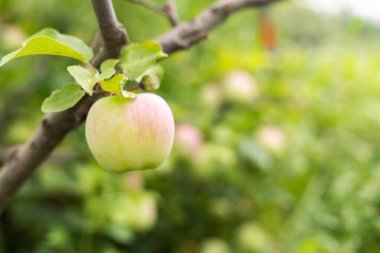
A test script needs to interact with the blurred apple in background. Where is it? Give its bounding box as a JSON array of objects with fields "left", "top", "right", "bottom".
[
  {"left": 0, "top": 24, "right": 26, "bottom": 49},
  {"left": 256, "top": 125, "right": 286, "bottom": 154},
  {"left": 222, "top": 70, "right": 259, "bottom": 105},
  {"left": 109, "top": 192, "right": 157, "bottom": 232},
  {"left": 175, "top": 123, "right": 204, "bottom": 156},
  {"left": 200, "top": 83, "right": 223, "bottom": 111},
  {"left": 209, "top": 197, "right": 233, "bottom": 220},
  {"left": 200, "top": 238, "right": 230, "bottom": 253},
  {"left": 236, "top": 222, "right": 272, "bottom": 252}
]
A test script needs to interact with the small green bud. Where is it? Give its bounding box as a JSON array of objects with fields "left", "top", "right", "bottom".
[{"left": 141, "top": 74, "right": 160, "bottom": 91}]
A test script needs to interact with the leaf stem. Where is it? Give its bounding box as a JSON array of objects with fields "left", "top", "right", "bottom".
[{"left": 84, "top": 62, "right": 98, "bottom": 74}]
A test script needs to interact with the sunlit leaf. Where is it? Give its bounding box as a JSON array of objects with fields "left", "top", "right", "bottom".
[
  {"left": 119, "top": 40, "right": 167, "bottom": 80},
  {"left": 98, "top": 68, "right": 116, "bottom": 80},
  {"left": 0, "top": 28, "right": 93, "bottom": 67},
  {"left": 41, "top": 83, "right": 85, "bottom": 113},
  {"left": 100, "top": 73, "right": 127, "bottom": 93},
  {"left": 67, "top": 65, "right": 97, "bottom": 95},
  {"left": 100, "top": 59, "right": 119, "bottom": 73},
  {"left": 120, "top": 84, "right": 137, "bottom": 99}
]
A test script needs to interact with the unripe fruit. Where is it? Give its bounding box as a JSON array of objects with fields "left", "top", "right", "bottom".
[
  {"left": 222, "top": 70, "right": 258, "bottom": 105},
  {"left": 200, "top": 238, "right": 230, "bottom": 253},
  {"left": 256, "top": 125, "right": 286, "bottom": 154},
  {"left": 141, "top": 74, "right": 160, "bottom": 91},
  {"left": 175, "top": 123, "right": 203, "bottom": 155},
  {"left": 200, "top": 83, "right": 223, "bottom": 110},
  {"left": 86, "top": 93, "right": 175, "bottom": 173}
]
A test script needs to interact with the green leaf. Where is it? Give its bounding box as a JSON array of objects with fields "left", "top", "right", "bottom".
[
  {"left": 119, "top": 40, "right": 167, "bottom": 80},
  {"left": 120, "top": 81, "right": 137, "bottom": 99},
  {"left": 41, "top": 83, "right": 85, "bottom": 113},
  {"left": 67, "top": 65, "right": 97, "bottom": 95},
  {"left": 98, "top": 67, "right": 115, "bottom": 80},
  {"left": 35, "top": 28, "right": 93, "bottom": 60},
  {"left": 100, "top": 73, "right": 127, "bottom": 93},
  {"left": 135, "top": 64, "right": 164, "bottom": 82},
  {"left": 121, "top": 89, "right": 137, "bottom": 99},
  {"left": 0, "top": 28, "right": 93, "bottom": 67},
  {"left": 100, "top": 59, "right": 119, "bottom": 73},
  {"left": 144, "top": 64, "right": 164, "bottom": 79}
]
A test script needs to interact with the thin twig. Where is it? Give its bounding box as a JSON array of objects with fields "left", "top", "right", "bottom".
[
  {"left": 127, "top": 0, "right": 180, "bottom": 27},
  {"left": 129, "top": 0, "right": 165, "bottom": 14},
  {"left": 91, "top": 31, "right": 102, "bottom": 54},
  {"left": 165, "top": 0, "right": 179, "bottom": 26}
]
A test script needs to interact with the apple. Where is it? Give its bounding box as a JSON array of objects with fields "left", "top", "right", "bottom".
[
  {"left": 256, "top": 125, "right": 286, "bottom": 154},
  {"left": 236, "top": 222, "right": 271, "bottom": 252},
  {"left": 200, "top": 83, "right": 223, "bottom": 110},
  {"left": 175, "top": 123, "right": 204, "bottom": 155},
  {"left": 109, "top": 192, "right": 157, "bottom": 231},
  {"left": 85, "top": 93, "right": 175, "bottom": 173},
  {"left": 200, "top": 238, "right": 230, "bottom": 253},
  {"left": 222, "top": 70, "right": 259, "bottom": 105},
  {"left": 1, "top": 25, "right": 26, "bottom": 49}
]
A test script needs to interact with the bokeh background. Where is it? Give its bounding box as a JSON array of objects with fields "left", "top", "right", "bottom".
[{"left": 1, "top": 0, "right": 380, "bottom": 252}]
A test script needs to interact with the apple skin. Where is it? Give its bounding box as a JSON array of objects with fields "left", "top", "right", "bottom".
[{"left": 85, "top": 93, "right": 175, "bottom": 173}]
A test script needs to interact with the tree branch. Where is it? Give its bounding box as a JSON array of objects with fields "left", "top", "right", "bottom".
[
  {"left": 0, "top": 0, "right": 281, "bottom": 214},
  {"left": 128, "top": 0, "right": 164, "bottom": 14},
  {"left": 91, "top": 0, "right": 129, "bottom": 65},
  {"left": 127, "top": 0, "right": 180, "bottom": 26},
  {"left": 0, "top": 147, "right": 8, "bottom": 164},
  {"left": 156, "top": 0, "right": 280, "bottom": 53}
]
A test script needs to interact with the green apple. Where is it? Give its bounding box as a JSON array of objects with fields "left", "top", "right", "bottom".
[
  {"left": 109, "top": 192, "right": 157, "bottom": 231},
  {"left": 200, "top": 238, "right": 230, "bottom": 253},
  {"left": 200, "top": 83, "right": 223, "bottom": 110},
  {"left": 236, "top": 222, "right": 271, "bottom": 252},
  {"left": 85, "top": 93, "right": 175, "bottom": 173}
]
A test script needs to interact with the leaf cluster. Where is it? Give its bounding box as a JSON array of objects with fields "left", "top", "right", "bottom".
[{"left": 0, "top": 28, "right": 167, "bottom": 113}]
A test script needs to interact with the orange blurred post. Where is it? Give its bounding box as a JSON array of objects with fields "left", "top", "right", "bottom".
[{"left": 259, "top": 8, "right": 277, "bottom": 51}]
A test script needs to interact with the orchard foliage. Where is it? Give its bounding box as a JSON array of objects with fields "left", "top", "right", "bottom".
[
  {"left": 1, "top": 1, "right": 380, "bottom": 253},
  {"left": 0, "top": 28, "right": 167, "bottom": 112}
]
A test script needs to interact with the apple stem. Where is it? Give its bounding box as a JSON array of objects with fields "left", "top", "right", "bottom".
[{"left": 125, "top": 84, "right": 143, "bottom": 91}]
